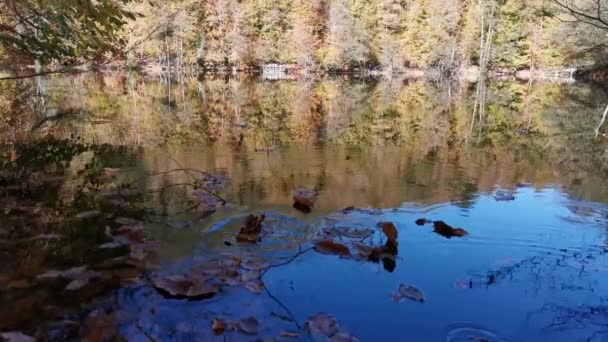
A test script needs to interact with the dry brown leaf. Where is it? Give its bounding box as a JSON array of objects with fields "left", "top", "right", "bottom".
[
  {"left": 236, "top": 214, "right": 265, "bottom": 243},
  {"left": 241, "top": 214, "right": 265, "bottom": 234},
  {"left": 153, "top": 275, "right": 220, "bottom": 299},
  {"left": 280, "top": 331, "right": 300, "bottom": 339},
  {"left": 342, "top": 228, "right": 374, "bottom": 239},
  {"left": 236, "top": 316, "right": 259, "bottom": 335},
  {"left": 392, "top": 284, "right": 425, "bottom": 303},
  {"left": 211, "top": 318, "right": 226, "bottom": 335},
  {"left": 65, "top": 271, "right": 100, "bottom": 291},
  {"left": 241, "top": 255, "right": 268, "bottom": 271},
  {"left": 245, "top": 279, "right": 264, "bottom": 294},
  {"left": 432, "top": 221, "right": 468, "bottom": 239},
  {"left": 305, "top": 313, "right": 340, "bottom": 337},
  {"left": 75, "top": 210, "right": 101, "bottom": 220},
  {"left": 313, "top": 240, "right": 350, "bottom": 256},
  {"left": 380, "top": 222, "right": 398, "bottom": 243},
  {"left": 293, "top": 189, "right": 315, "bottom": 213}
]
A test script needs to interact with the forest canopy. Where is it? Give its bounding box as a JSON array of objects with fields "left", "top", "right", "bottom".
[{"left": 0, "top": 0, "right": 607, "bottom": 73}]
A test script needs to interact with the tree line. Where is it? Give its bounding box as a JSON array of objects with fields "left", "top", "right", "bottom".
[{"left": 0, "top": 0, "right": 607, "bottom": 74}]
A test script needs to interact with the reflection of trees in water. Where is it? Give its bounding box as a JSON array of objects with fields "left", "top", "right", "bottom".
[
  {"left": 467, "top": 244, "right": 608, "bottom": 340},
  {"left": 3, "top": 74, "right": 608, "bottom": 202},
  {"left": 529, "top": 302, "right": 608, "bottom": 341}
]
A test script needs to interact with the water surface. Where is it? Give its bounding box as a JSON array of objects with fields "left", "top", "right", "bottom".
[{"left": 1, "top": 73, "right": 608, "bottom": 341}]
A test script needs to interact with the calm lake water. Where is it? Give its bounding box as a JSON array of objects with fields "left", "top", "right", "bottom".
[{"left": 1, "top": 72, "right": 608, "bottom": 341}]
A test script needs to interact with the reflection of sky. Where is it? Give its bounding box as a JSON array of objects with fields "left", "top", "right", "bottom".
[{"left": 116, "top": 187, "right": 608, "bottom": 341}]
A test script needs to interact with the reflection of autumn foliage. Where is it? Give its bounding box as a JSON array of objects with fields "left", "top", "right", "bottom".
[{"left": 2, "top": 74, "right": 608, "bottom": 206}]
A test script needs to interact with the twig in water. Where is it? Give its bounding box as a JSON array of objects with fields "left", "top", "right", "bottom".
[{"left": 260, "top": 246, "right": 313, "bottom": 277}]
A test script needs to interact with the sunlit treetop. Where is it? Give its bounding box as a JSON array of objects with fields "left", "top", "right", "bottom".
[{"left": 0, "top": 0, "right": 140, "bottom": 63}]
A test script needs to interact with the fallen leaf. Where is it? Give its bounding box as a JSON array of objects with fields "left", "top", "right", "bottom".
[
  {"left": 99, "top": 241, "right": 124, "bottom": 249},
  {"left": 240, "top": 269, "right": 261, "bottom": 283},
  {"left": 37, "top": 266, "right": 88, "bottom": 280},
  {"left": 245, "top": 280, "right": 264, "bottom": 294},
  {"left": 0, "top": 331, "right": 35, "bottom": 342},
  {"left": 280, "top": 331, "right": 300, "bottom": 339},
  {"left": 342, "top": 228, "right": 374, "bottom": 239},
  {"left": 293, "top": 188, "right": 315, "bottom": 213},
  {"left": 236, "top": 232, "right": 259, "bottom": 243},
  {"left": 494, "top": 191, "right": 515, "bottom": 201},
  {"left": 211, "top": 318, "right": 227, "bottom": 335},
  {"left": 331, "top": 332, "right": 360, "bottom": 342},
  {"left": 153, "top": 275, "right": 220, "bottom": 299},
  {"left": 415, "top": 218, "right": 429, "bottom": 226},
  {"left": 75, "top": 210, "right": 101, "bottom": 220},
  {"left": 305, "top": 313, "right": 340, "bottom": 337},
  {"left": 236, "top": 214, "right": 265, "bottom": 243},
  {"left": 242, "top": 214, "right": 265, "bottom": 234},
  {"left": 313, "top": 240, "right": 350, "bottom": 256},
  {"left": 432, "top": 221, "right": 468, "bottom": 239},
  {"left": 392, "top": 284, "right": 424, "bottom": 303},
  {"left": 241, "top": 255, "right": 268, "bottom": 271},
  {"left": 236, "top": 316, "right": 259, "bottom": 335},
  {"left": 65, "top": 271, "right": 100, "bottom": 291},
  {"left": 380, "top": 222, "right": 398, "bottom": 243}
]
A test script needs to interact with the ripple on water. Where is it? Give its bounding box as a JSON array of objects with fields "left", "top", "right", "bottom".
[{"left": 445, "top": 323, "right": 516, "bottom": 342}]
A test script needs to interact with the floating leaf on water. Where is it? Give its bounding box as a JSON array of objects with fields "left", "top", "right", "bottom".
[
  {"left": 153, "top": 275, "right": 220, "bottom": 299},
  {"left": 392, "top": 284, "right": 425, "bottom": 303},
  {"left": 0, "top": 331, "right": 35, "bottom": 342},
  {"left": 331, "top": 332, "right": 360, "bottom": 342},
  {"left": 432, "top": 221, "right": 468, "bottom": 239},
  {"left": 280, "top": 331, "right": 300, "bottom": 339},
  {"left": 236, "top": 232, "right": 259, "bottom": 243},
  {"left": 241, "top": 214, "right": 265, "bottom": 234},
  {"left": 236, "top": 214, "right": 265, "bottom": 243},
  {"left": 380, "top": 222, "right": 398, "bottom": 243},
  {"left": 494, "top": 191, "right": 515, "bottom": 201},
  {"left": 37, "top": 266, "right": 88, "bottom": 280},
  {"left": 293, "top": 188, "right": 315, "bottom": 213},
  {"left": 305, "top": 313, "right": 340, "bottom": 337},
  {"left": 241, "top": 255, "right": 269, "bottom": 271},
  {"left": 75, "top": 210, "right": 101, "bottom": 220},
  {"left": 314, "top": 240, "right": 350, "bottom": 256},
  {"left": 65, "top": 271, "right": 100, "bottom": 291},
  {"left": 211, "top": 318, "right": 227, "bottom": 335},
  {"left": 236, "top": 316, "right": 259, "bottom": 335},
  {"left": 415, "top": 218, "right": 429, "bottom": 226},
  {"left": 245, "top": 280, "right": 264, "bottom": 294},
  {"left": 241, "top": 269, "right": 262, "bottom": 283},
  {"left": 342, "top": 228, "right": 374, "bottom": 239},
  {"left": 99, "top": 241, "right": 124, "bottom": 249}
]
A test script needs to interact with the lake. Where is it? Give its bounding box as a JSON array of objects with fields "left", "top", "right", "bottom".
[{"left": 1, "top": 72, "right": 608, "bottom": 341}]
